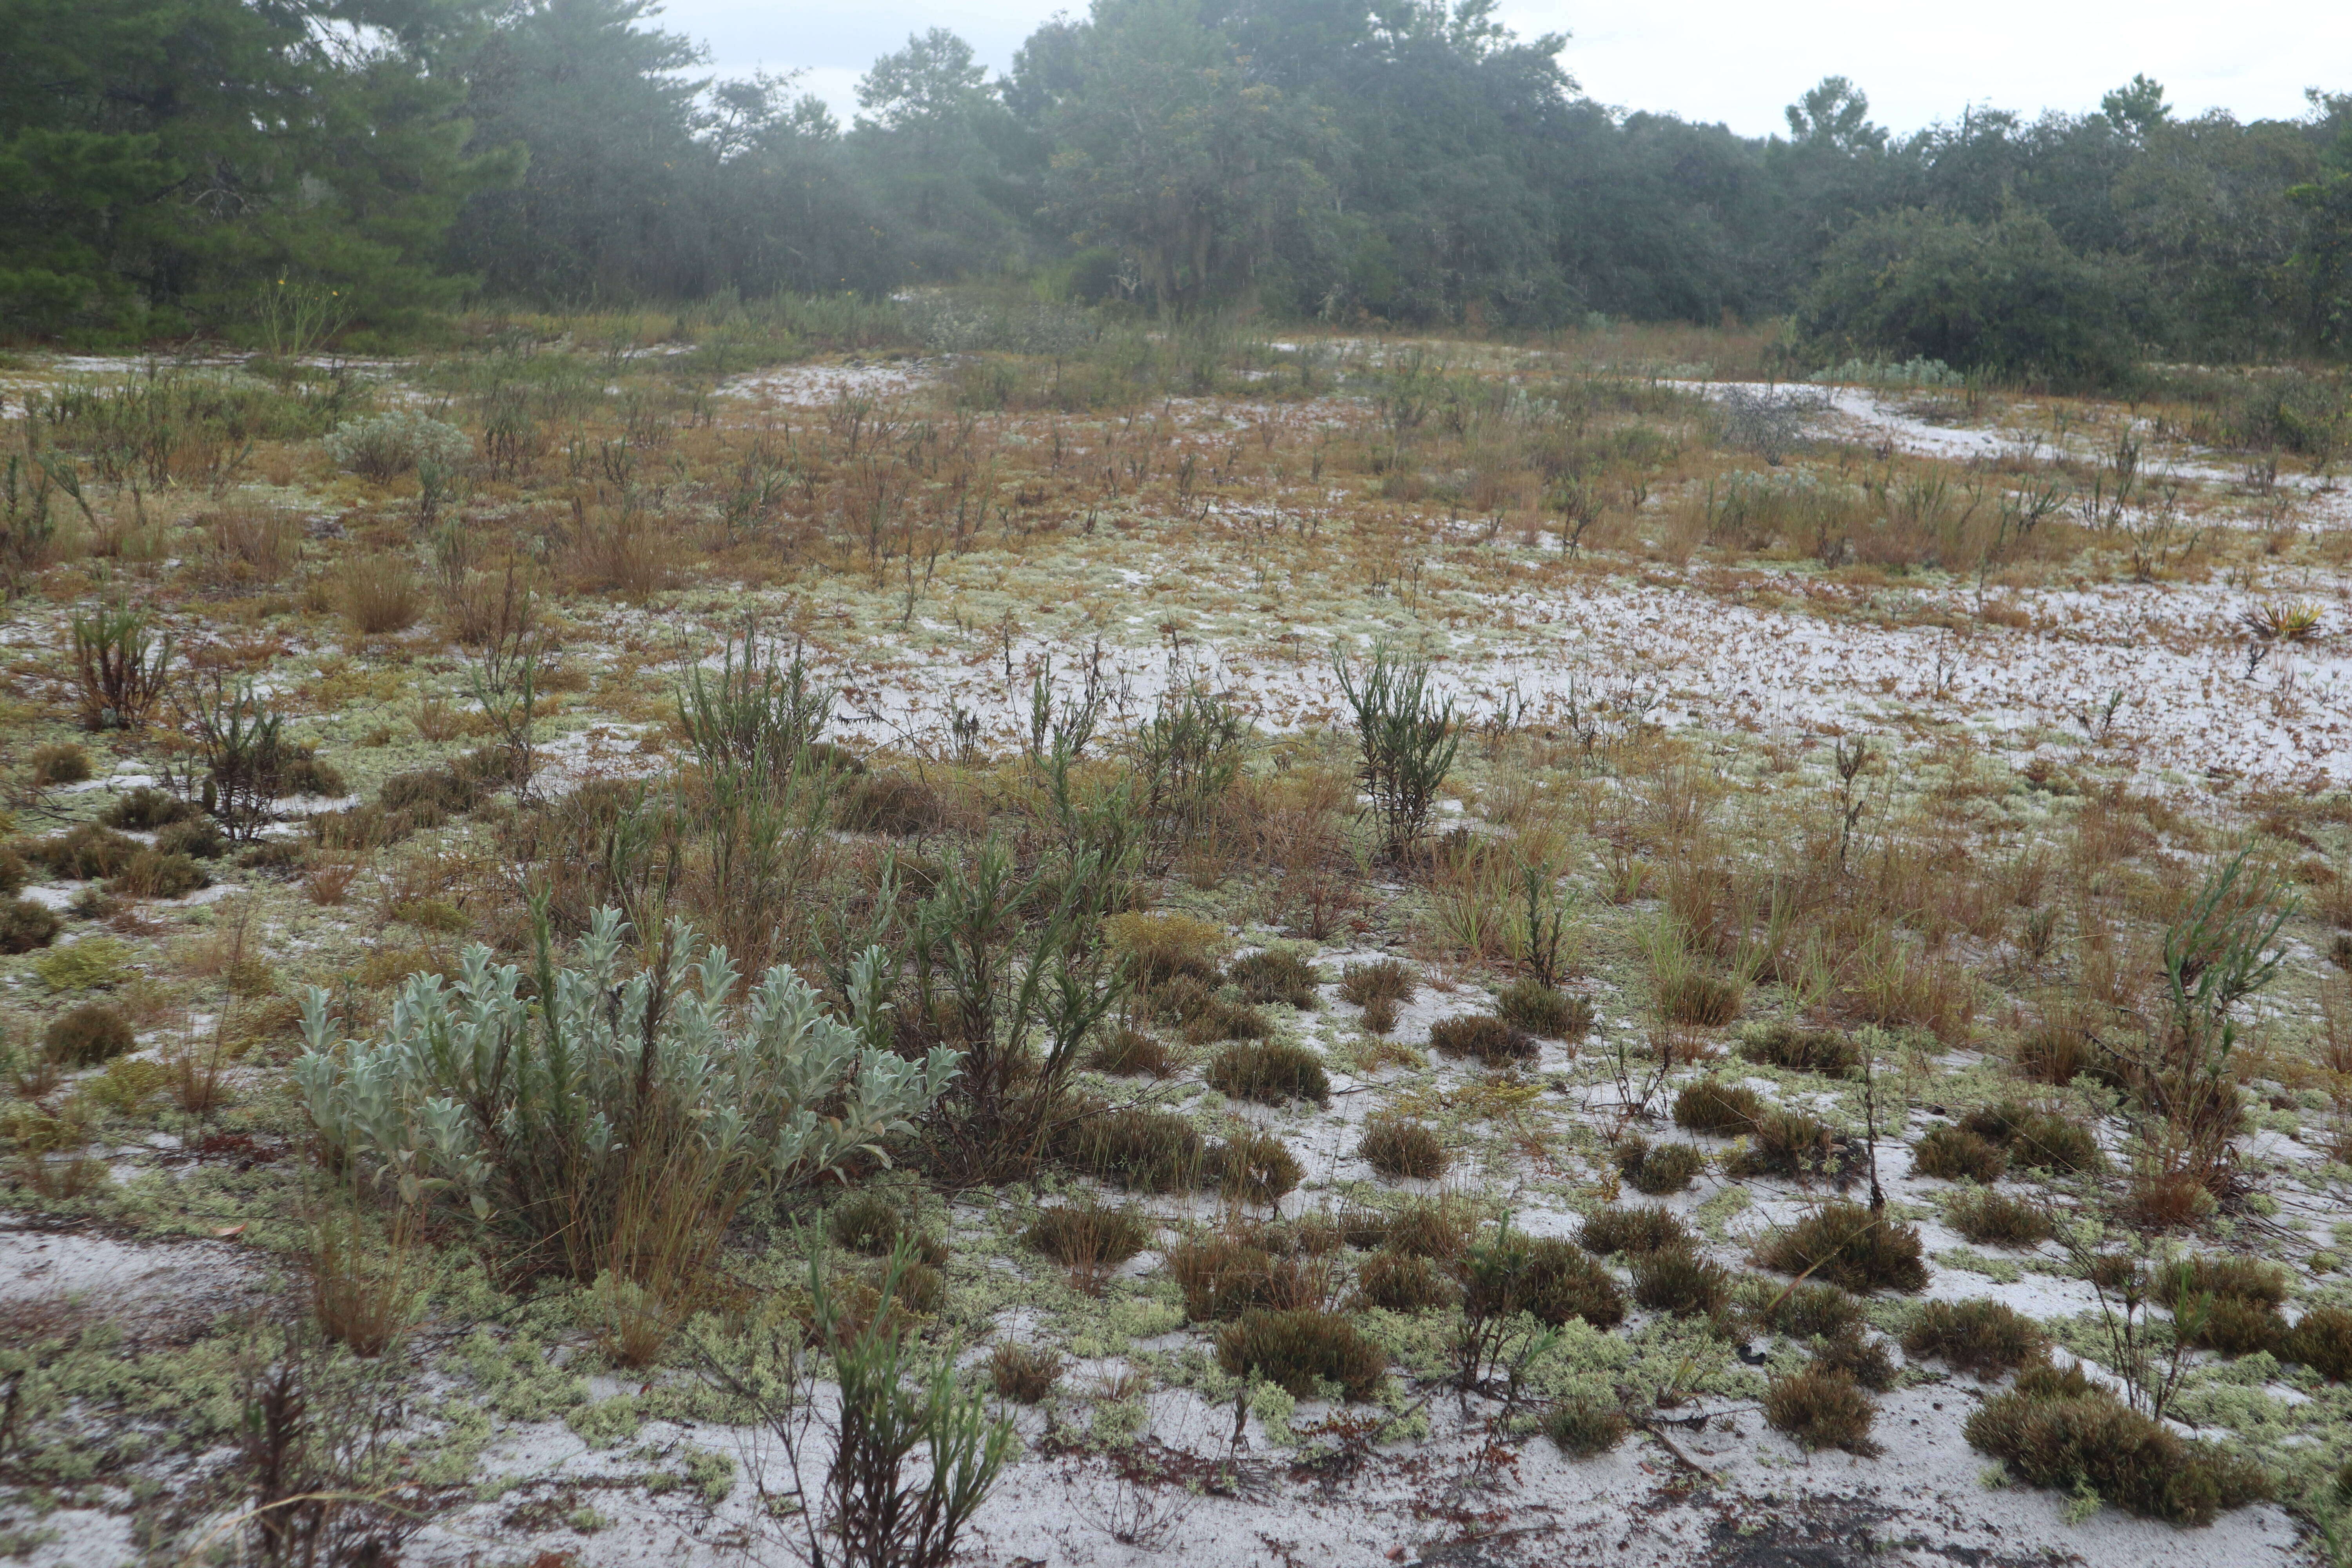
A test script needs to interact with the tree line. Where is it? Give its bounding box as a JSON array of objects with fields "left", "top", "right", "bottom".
[{"left": 5, "top": 0, "right": 2351, "bottom": 379}]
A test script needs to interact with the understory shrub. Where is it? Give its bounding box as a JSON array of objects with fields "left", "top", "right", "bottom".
[
  {"left": 1056, "top": 1106, "right": 1203, "bottom": 1191},
  {"left": 1630, "top": 1248, "right": 1730, "bottom": 1318},
  {"left": 1964, "top": 1363, "right": 2270, "bottom": 1525},
  {"left": 1204, "top": 1127, "right": 1303, "bottom": 1205},
  {"left": 1088, "top": 1027, "right": 1172, "bottom": 1078},
  {"left": 989, "top": 1343, "right": 1063, "bottom": 1403},
  {"left": 1462, "top": 1235, "right": 1626, "bottom": 1329},
  {"left": 2286, "top": 1307, "right": 2352, "bottom": 1381},
  {"left": 0, "top": 899, "right": 60, "bottom": 954},
  {"left": 1962, "top": 1100, "right": 2105, "bottom": 1173},
  {"left": 1026, "top": 1203, "right": 1151, "bottom": 1273},
  {"left": 1216, "top": 1308, "right": 1388, "bottom": 1400},
  {"left": 1339, "top": 959, "right": 1416, "bottom": 1011},
  {"left": 1755, "top": 1203, "right": 1929, "bottom": 1294},
  {"left": 1730, "top": 1108, "right": 1853, "bottom": 1181}
]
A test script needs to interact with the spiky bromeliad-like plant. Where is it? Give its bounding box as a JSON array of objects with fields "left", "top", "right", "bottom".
[{"left": 296, "top": 908, "right": 958, "bottom": 1279}]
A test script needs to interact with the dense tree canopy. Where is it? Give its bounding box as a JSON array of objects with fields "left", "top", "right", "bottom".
[{"left": 4, "top": 0, "right": 2350, "bottom": 371}]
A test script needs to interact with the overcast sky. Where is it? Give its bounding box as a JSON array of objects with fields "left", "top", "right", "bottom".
[{"left": 655, "top": 0, "right": 2348, "bottom": 138}]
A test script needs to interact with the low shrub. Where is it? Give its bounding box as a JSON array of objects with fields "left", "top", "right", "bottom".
[
  {"left": 0, "top": 898, "right": 61, "bottom": 954},
  {"left": 1613, "top": 1134, "right": 1706, "bottom": 1195},
  {"left": 44, "top": 1003, "right": 134, "bottom": 1065},
  {"left": 1901, "top": 1299, "right": 2045, "bottom": 1375},
  {"left": 1497, "top": 979, "right": 1591, "bottom": 1040},
  {"left": 1964, "top": 1362, "right": 2270, "bottom": 1525},
  {"left": 2190, "top": 1296, "right": 2285, "bottom": 1357},
  {"left": 1730, "top": 1109, "right": 1852, "bottom": 1181},
  {"left": 34, "top": 937, "right": 136, "bottom": 990},
  {"left": 326, "top": 410, "right": 470, "bottom": 481},
  {"left": 829, "top": 1191, "right": 904, "bottom": 1256},
  {"left": 1763, "top": 1366, "right": 1879, "bottom": 1455},
  {"left": 1946, "top": 1188, "right": 2053, "bottom": 1247},
  {"left": 339, "top": 554, "right": 421, "bottom": 635},
  {"left": 1737, "top": 1022, "right": 1858, "bottom": 1077},
  {"left": 28, "top": 742, "right": 92, "bottom": 788},
  {"left": 31, "top": 823, "right": 139, "bottom": 880},
  {"left": 1105, "top": 911, "right": 1228, "bottom": 988},
  {"left": 1911, "top": 1124, "right": 2007, "bottom": 1183},
  {"left": 1359, "top": 1114, "right": 1448, "bottom": 1180},
  {"left": 154, "top": 817, "right": 228, "bottom": 860},
  {"left": 2285, "top": 1306, "right": 2352, "bottom": 1381},
  {"left": 1963, "top": 1101, "right": 2105, "bottom": 1173},
  {"left": 1630, "top": 1249, "right": 1730, "bottom": 1318},
  {"left": 100, "top": 787, "right": 189, "bottom": 830},
  {"left": 989, "top": 1343, "right": 1063, "bottom": 1403},
  {"left": 1577, "top": 1204, "right": 1695, "bottom": 1258},
  {"left": 1755, "top": 1202, "right": 1929, "bottom": 1294},
  {"left": 2169, "top": 1256, "right": 2289, "bottom": 1356},
  {"left": 1058, "top": 1106, "right": 1203, "bottom": 1191},
  {"left": 1357, "top": 1250, "right": 1457, "bottom": 1312},
  {"left": 1429, "top": 1014, "right": 1537, "bottom": 1067},
  {"left": 1382, "top": 1197, "right": 1477, "bottom": 1262},
  {"left": 1673, "top": 1078, "right": 1762, "bottom": 1134},
  {"left": 1088, "top": 1027, "right": 1173, "bottom": 1078},
  {"left": 1466, "top": 1236, "right": 1628, "bottom": 1329},
  {"left": 1216, "top": 1308, "right": 1388, "bottom": 1400},
  {"left": 1203, "top": 1127, "right": 1303, "bottom": 1206},
  {"left": 2183, "top": 1254, "right": 2288, "bottom": 1308},
  {"left": 106, "top": 848, "right": 209, "bottom": 899},
  {"left": 1543, "top": 1398, "right": 1630, "bottom": 1458},
  {"left": 1207, "top": 1041, "right": 1330, "bottom": 1106},
  {"left": 1229, "top": 948, "right": 1319, "bottom": 1010},
  {"left": 1025, "top": 1203, "right": 1151, "bottom": 1274},
  {"left": 1339, "top": 958, "right": 1416, "bottom": 1010},
  {"left": 1171, "top": 1236, "right": 1281, "bottom": 1320}
]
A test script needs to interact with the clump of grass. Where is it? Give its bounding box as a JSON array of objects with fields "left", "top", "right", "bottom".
[
  {"left": 1754, "top": 1202, "right": 1929, "bottom": 1294},
  {"left": 28, "top": 742, "right": 92, "bottom": 788},
  {"left": 1901, "top": 1299, "right": 2045, "bottom": 1375},
  {"left": 1945, "top": 1188, "right": 2053, "bottom": 1247},
  {"left": 1357, "top": 1250, "right": 1458, "bottom": 1312},
  {"left": 155, "top": 817, "right": 227, "bottom": 860},
  {"left": 1630, "top": 1249, "right": 1730, "bottom": 1318},
  {"left": 1359, "top": 1113, "right": 1448, "bottom": 1180},
  {"left": 1026, "top": 1203, "right": 1151, "bottom": 1282},
  {"left": 1746, "top": 1278, "right": 1867, "bottom": 1341},
  {"left": 1543, "top": 1398, "right": 1630, "bottom": 1458},
  {"left": 1169, "top": 1234, "right": 1329, "bottom": 1320},
  {"left": 1203, "top": 1127, "right": 1304, "bottom": 1206},
  {"left": 44, "top": 1003, "right": 133, "bottom": 1065},
  {"left": 0, "top": 899, "right": 60, "bottom": 955},
  {"left": 1613, "top": 1134, "right": 1706, "bottom": 1195},
  {"left": 339, "top": 553, "right": 421, "bottom": 635},
  {"left": 107, "top": 848, "right": 210, "bottom": 900},
  {"left": 1729, "top": 1108, "right": 1850, "bottom": 1181},
  {"left": 1428, "top": 1014, "right": 1536, "bottom": 1067},
  {"left": 1763, "top": 1366, "right": 1879, "bottom": 1455},
  {"left": 2014, "top": 1024, "right": 2115, "bottom": 1087},
  {"left": 1737, "top": 1021, "right": 1858, "bottom": 1076},
  {"left": 31, "top": 822, "right": 140, "bottom": 880},
  {"left": 1578, "top": 1204, "right": 1695, "bottom": 1257},
  {"left": 1088, "top": 1026, "right": 1174, "bottom": 1078},
  {"left": 1382, "top": 1196, "right": 1477, "bottom": 1263},
  {"left": 2170, "top": 1255, "right": 2289, "bottom": 1356},
  {"left": 1964, "top": 1362, "right": 2270, "bottom": 1524},
  {"left": 1182, "top": 996, "right": 1276, "bottom": 1047},
  {"left": 829, "top": 1190, "right": 905, "bottom": 1256},
  {"left": 1911, "top": 1124, "right": 2007, "bottom": 1183},
  {"left": 1497, "top": 979, "right": 1590, "bottom": 1040},
  {"left": 1464, "top": 1235, "right": 1628, "bottom": 1329},
  {"left": 100, "top": 786, "right": 189, "bottom": 830},
  {"left": 989, "top": 1343, "right": 1063, "bottom": 1403},
  {"left": 2285, "top": 1306, "right": 2352, "bottom": 1381},
  {"left": 1216, "top": 1308, "right": 1388, "bottom": 1400},
  {"left": 1673, "top": 1078, "right": 1762, "bottom": 1134},
  {"left": 1659, "top": 969, "right": 1742, "bottom": 1027},
  {"left": 34, "top": 938, "right": 136, "bottom": 991},
  {"left": 1962, "top": 1100, "right": 2105, "bottom": 1173},
  {"left": 1104, "top": 911, "right": 1227, "bottom": 987},
  {"left": 1229, "top": 948, "right": 1320, "bottom": 1010},
  {"left": 1207, "top": 1041, "right": 1330, "bottom": 1106},
  {"left": 1339, "top": 958, "right": 1417, "bottom": 1011},
  {"left": 1058, "top": 1106, "right": 1203, "bottom": 1191},
  {"left": 0, "top": 845, "right": 26, "bottom": 898}
]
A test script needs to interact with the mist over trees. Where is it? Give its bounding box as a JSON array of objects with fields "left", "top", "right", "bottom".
[{"left": 5, "top": 0, "right": 2352, "bottom": 376}]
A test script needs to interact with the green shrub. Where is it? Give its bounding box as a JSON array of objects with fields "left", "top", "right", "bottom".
[
  {"left": 105, "top": 848, "right": 209, "bottom": 899},
  {"left": 1359, "top": 1113, "right": 1448, "bottom": 1180},
  {"left": 1964, "top": 1363, "right": 2271, "bottom": 1525},
  {"left": 34, "top": 936, "right": 136, "bottom": 990},
  {"left": 31, "top": 823, "right": 139, "bottom": 880},
  {"left": 1911, "top": 1124, "right": 2007, "bottom": 1183},
  {"left": 44, "top": 1003, "right": 134, "bottom": 1065},
  {"left": 1737, "top": 1022, "right": 1858, "bottom": 1076},
  {"left": 1462, "top": 1236, "right": 1626, "bottom": 1330},
  {"left": 1057, "top": 1106, "right": 1203, "bottom": 1191},
  {"left": 1578, "top": 1204, "right": 1695, "bottom": 1258},
  {"left": 1228, "top": 948, "right": 1319, "bottom": 1010},
  {"left": 1673, "top": 1078, "right": 1762, "bottom": 1134},
  {"left": 0, "top": 898, "right": 60, "bottom": 954},
  {"left": 1382, "top": 1198, "right": 1476, "bottom": 1262},
  {"left": 1901, "top": 1299, "right": 2045, "bottom": 1376},
  {"left": 1543, "top": 1398, "right": 1630, "bottom": 1458},
  {"left": 1182, "top": 996, "right": 1276, "bottom": 1047},
  {"left": 1216, "top": 1308, "right": 1387, "bottom": 1401},
  {"left": 1360, "top": 996, "right": 1399, "bottom": 1035},
  {"left": 2190, "top": 1296, "right": 2285, "bottom": 1357},
  {"left": 1207, "top": 1041, "right": 1329, "bottom": 1106},
  {"left": 1613, "top": 1134, "right": 1705, "bottom": 1195},
  {"left": 1025, "top": 1203, "right": 1151, "bottom": 1272},
  {"left": 989, "top": 1343, "right": 1062, "bottom": 1403},
  {"left": 1428, "top": 1014, "right": 1536, "bottom": 1067},
  {"left": 1497, "top": 979, "right": 1590, "bottom": 1040},
  {"left": 2183, "top": 1254, "right": 2288, "bottom": 1308},
  {"left": 100, "top": 787, "right": 189, "bottom": 830},
  {"left": 1763, "top": 1366, "right": 1879, "bottom": 1455},
  {"left": 154, "top": 816, "right": 228, "bottom": 860},
  {"left": 1754, "top": 1202, "right": 1928, "bottom": 1294},
  {"left": 1630, "top": 1249, "right": 1730, "bottom": 1319},
  {"left": 2014, "top": 1025, "right": 2115, "bottom": 1087},
  {"left": 1963, "top": 1100, "right": 2104, "bottom": 1173},
  {"left": 1747, "top": 1279, "right": 1868, "bottom": 1342},
  {"left": 1357, "top": 1250, "right": 1457, "bottom": 1312},
  {"left": 326, "top": 410, "right": 471, "bottom": 480},
  {"left": 1946, "top": 1188, "right": 2053, "bottom": 1247},
  {"left": 1203, "top": 1127, "right": 1303, "bottom": 1205},
  {"left": 1339, "top": 958, "right": 1416, "bottom": 1010},
  {"left": 2285, "top": 1307, "right": 2352, "bottom": 1382}
]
